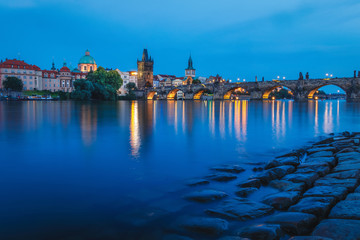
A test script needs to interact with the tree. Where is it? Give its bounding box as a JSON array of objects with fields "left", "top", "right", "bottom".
[
  {"left": 126, "top": 82, "right": 137, "bottom": 91},
  {"left": 71, "top": 79, "right": 94, "bottom": 100},
  {"left": 3, "top": 77, "right": 23, "bottom": 92},
  {"left": 83, "top": 66, "right": 123, "bottom": 100}
]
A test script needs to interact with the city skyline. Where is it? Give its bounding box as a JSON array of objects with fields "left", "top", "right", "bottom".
[{"left": 1, "top": 0, "right": 360, "bottom": 86}]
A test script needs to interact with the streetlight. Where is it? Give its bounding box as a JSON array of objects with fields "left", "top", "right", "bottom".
[
  {"left": 277, "top": 76, "right": 280, "bottom": 79},
  {"left": 243, "top": 79, "right": 246, "bottom": 82},
  {"left": 326, "top": 73, "right": 329, "bottom": 77},
  {"left": 283, "top": 77, "right": 286, "bottom": 80}
]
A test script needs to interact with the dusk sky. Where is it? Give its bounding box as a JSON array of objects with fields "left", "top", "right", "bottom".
[{"left": 1, "top": 0, "right": 360, "bottom": 92}]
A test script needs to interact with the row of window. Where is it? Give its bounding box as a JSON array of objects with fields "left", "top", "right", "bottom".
[{"left": 3, "top": 69, "right": 34, "bottom": 74}]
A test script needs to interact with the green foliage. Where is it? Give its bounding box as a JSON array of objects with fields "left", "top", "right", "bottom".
[
  {"left": 23, "top": 90, "right": 60, "bottom": 98},
  {"left": 126, "top": 82, "right": 137, "bottom": 91},
  {"left": 71, "top": 67, "right": 122, "bottom": 101},
  {"left": 3, "top": 77, "right": 23, "bottom": 91},
  {"left": 71, "top": 79, "right": 94, "bottom": 100}
]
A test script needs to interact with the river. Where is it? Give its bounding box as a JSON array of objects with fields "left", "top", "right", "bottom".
[{"left": 0, "top": 100, "right": 359, "bottom": 239}]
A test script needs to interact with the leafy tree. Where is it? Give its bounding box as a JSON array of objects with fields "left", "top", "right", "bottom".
[
  {"left": 126, "top": 82, "right": 137, "bottom": 91},
  {"left": 71, "top": 79, "right": 94, "bottom": 100},
  {"left": 3, "top": 77, "right": 23, "bottom": 91}
]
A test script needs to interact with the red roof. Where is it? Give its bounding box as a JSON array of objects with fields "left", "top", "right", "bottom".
[
  {"left": 60, "top": 66, "right": 70, "bottom": 72},
  {"left": 0, "top": 59, "right": 41, "bottom": 71}
]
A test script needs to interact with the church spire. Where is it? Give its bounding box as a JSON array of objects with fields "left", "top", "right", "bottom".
[
  {"left": 142, "top": 49, "right": 149, "bottom": 62},
  {"left": 186, "top": 54, "right": 194, "bottom": 70},
  {"left": 51, "top": 60, "right": 56, "bottom": 70}
]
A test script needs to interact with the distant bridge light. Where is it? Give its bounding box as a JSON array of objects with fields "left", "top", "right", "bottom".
[
  {"left": 283, "top": 77, "right": 286, "bottom": 80},
  {"left": 326, "top": 73, "right": 329, "bottom": 77},
  {"left": 243, "top": 79, "right": 246, "bottom": 82},
  {"left": 277, "top": 76, "right": 280, "bottom": 79}
]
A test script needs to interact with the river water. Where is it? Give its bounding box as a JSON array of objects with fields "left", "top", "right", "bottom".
[{"left": 0, "top": 100, "right": 359, "bottom": 239}]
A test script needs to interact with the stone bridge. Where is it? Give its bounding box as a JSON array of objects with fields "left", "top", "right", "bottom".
[{"left": 134, "top": 77, "right": 360, "bottom": 101}]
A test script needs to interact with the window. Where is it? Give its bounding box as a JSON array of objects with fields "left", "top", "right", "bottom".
[
  {"left": 45, "top": 84, "right": 47, "bottom": 87},
  {"left": 29, "top": 76, "right": 33, "bottom": 79},
  {"left": 84, "top": 66, "right": 87, "bottom": 71},
  {"left": 24, "top": 81, "right": 27, "bottom": 84},
  {"left": 45, "top": 79, "right": 47, "bottom": 82},
  {"left": 24, "top": 87, "right": 27, "bottom": 90},
  {"left": 51, "top": 74, "right": 54, "bottom": 77},
  {"left": 90, "top": 66, "right": 93, "bottom": 71},
  {"left": 49, "top": 79, "right": 51, "bottom": 83},
  {"left": 30, "top": 81, "right": 32, "bottom": 85},
  {"left": 44, "top": 73, "right": 48, "bottom": 77},
  {"left": 24, "top": 76, "right": 27, "bottom": 79},
  {"left": 4, "top": 69, "right": 7, "bottom": 73}
]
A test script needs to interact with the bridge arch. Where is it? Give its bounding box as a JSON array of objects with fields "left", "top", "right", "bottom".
[
  {"left": 262, "top": 85, "right": 294, "bottom": 99},
  {"left": 307, "top": 84, "right": 347, "bottom": 99},
  {"left": 193, "top": 88, "right": 211, "bottom": 100},
  {"left": 224, "top": 86, "right": 248, "bottom": 100},
  {"left": 147, "top": 91, "right": 157, "bottom": 100},
  {"left": 167, "top": 89, "right": 184, "bottom": 100}
]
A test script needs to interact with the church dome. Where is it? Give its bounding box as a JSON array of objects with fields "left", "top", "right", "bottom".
[{"left": 78, "top": 49, "right": 96, "bottom": 64}]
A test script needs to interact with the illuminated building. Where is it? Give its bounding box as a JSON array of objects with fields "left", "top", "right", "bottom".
[
  {"left": 115, "top": 69, "right": 138, "bottom": 95},
  {"left": 137, "top": 49, "right": 154, "bottom": 89},
  {"left": 78, "top": 49, "right": 97, "bottom": 73},
  {"left": 0, "top": 59, "right": 42, "bottom": 90}
]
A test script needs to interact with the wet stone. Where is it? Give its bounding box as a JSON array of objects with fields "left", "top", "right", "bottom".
[
  {"left": 303, "top": 186, "right": 348, "bottom": 201},
  {"left": 207, "top": 173, "right": 237, "bottom": 182},
  {"left": 218, "top": 236, "right": 250, "bottom": 240},
  {"left": 235, "top": 187, "right": 257, "bottom": 197},
  {"left": 329, "top": 200, "right": 360, "bottom": 220},
  {"left": 211, "top": 165, "right": 245, "bottom": 174},
  {"left": 205, "top": 197, "right": 274, "bottom": 221},
  {"left": 236, "top": 224, "right": 282, "bottom": 240},
  {"left": 296, "top": 165, "right": 330, "bottom": 177},
  {"left": 269, "top": 180, "right": 306, "bottom": 192},
  {"left": 314, "top": 177, "right": 359, "bottom": 191},
  {"left": 288, "top": 237, "right": 333, "bottom": 240},
  {"left": 336, "top": 151, "right": 360, "bottom": 161},
  {"left": 305, "top": 157, "right": 336, "bottom": 168},
  {"left": 262, "top": 191, "right": 301, "bottom": 210},
  {"left": 162, "top": 234, "right": 193, "bottom": 240},
  {"left": 184, "top": 190, "right": 228, "bottom": 203},
  {"left": 180, "top": 217, "right": 229, "bottom": 235},
  {"left": 345, "top": 193, "right": 360, "bottom": 201},
  {"left": 332, "top": 163, "right": 360, "bottom": 173},
  {"left": 288, "top": 197, "right": 336, "bottom": 218},
  {"left": 268, "top": 165, "right": 296, "bottom": 179},
  {"left": 239, "top": 179, "right": 261, "bottom": 189},
  {"left": 265, "top": 156, "right": 299, "bottom": 169},
  {"left": 255, "top": 171, "right": 278, "bottom": 185},
  {"left": 282, "top": 172, "right": 319, "bottom": 187},
  {"left": 307, "top": 147, "right": 336, "bottom": 155},
  {"left": 307, "top": 151, "right": 333, "bottom": 158},
  {"left": 312, "top": 219, "right": 360, "bottom": 240},
  {"left": 265, "top": 212, "right": 318, "bottom": 235},
  {"left": 186, "top": 178, "right": 210, "bottom": 186},
  {"left": 326, "top": 169, "right": 360, "bottom": 180},
  {"left": 354, "top": 185, "right": 360, "bottom": 193}
]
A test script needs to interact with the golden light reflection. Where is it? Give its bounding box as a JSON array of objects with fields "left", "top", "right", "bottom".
[
  {"left": 208, "top": 101, "right": 215, "bottom": 136},
  {"left": 323, "top": 101, "right": 333, "bottom": 133},
  {"left": 130, "top": 101, "right": 140, "bottom": 158},
  {"left": 241, "top": 100, "right": 248, "bottom": 141},
  {"left": 314, "top": 100, "right": 319, "bottom": 134},
  {"left": 219, "top": 101, "right": 225, "bottom": 138},
  {"left": 80, "top": 104, "right": 97, "bottom": 146}
]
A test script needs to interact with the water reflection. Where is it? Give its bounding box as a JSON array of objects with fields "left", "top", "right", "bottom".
[
  {"left": 130, "top": 101, "right": 140, "bottom": 158},
  {"left": 80, "top": 104, "right": 97, "bottom": 146}
]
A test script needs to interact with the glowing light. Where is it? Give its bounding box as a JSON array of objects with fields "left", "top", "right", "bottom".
[
  {"left": 271, "top": 96, "right": 275, "bottom": 100},
  {"left": 314, "top": 96, "right": 319, "bottom": 100}
]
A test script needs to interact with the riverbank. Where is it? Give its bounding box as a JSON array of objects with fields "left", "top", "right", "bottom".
[{"left": 165, "top": 131, "right": 360, "bottom": 240}]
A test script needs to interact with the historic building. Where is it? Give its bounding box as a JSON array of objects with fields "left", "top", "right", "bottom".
[
  {"left": 184, "top": 55, "right": 196, "bottom": 85},
  {"left": 137, "top": 49, "right": 154, "bottom": 89},
  {"left": 0, "top": 59, "right": 42, "bottom": 90},
  {"left": 115, "top": 69, "right": 138, "bottom": 95},
  {"left": 78, "top": 49, "right": 97, "bottom": 73}
]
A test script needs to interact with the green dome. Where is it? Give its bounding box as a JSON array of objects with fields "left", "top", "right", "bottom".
[{"left": 78, "top": 50, "right": 96, "bottom": 64}]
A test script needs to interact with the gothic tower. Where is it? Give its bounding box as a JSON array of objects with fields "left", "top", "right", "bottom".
[
  {"left": 185, "top": 54, "right": 195, "bottom": 78},
  {"left": 137, "top": 49, "right": 154, "bottom": 89}
]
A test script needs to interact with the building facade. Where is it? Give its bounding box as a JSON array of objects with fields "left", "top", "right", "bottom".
[
  {"left": 185, "top": 55, "right": 195, "bottom": 78},
  {"left": 78, "top": 49, "right": 97, "bottom": 73},
  {"left": 116, "top": 69, "right": 138, "bottom": 95},
  {"left": 137, "top": 49, "right": 154, "bottom": 89},
  {"left": 0, "top": 59, "right": 42, "bottom": 90}
]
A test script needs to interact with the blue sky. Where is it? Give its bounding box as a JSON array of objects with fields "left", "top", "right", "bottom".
[{"left": 1, "top": 0, "right": 360, "bottom": 92}]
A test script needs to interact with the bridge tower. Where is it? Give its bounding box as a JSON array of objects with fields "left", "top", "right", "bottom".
[{"left": 137, "top": 49, "right": 154, "bottom": 89}]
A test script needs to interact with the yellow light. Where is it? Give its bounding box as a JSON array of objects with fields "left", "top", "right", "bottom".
[
  {"left": 271, "top": 96, "right": 275, "bottom": 100},
  {"left": 314, "top": 96, "right": 318, "bottom": 100}
]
